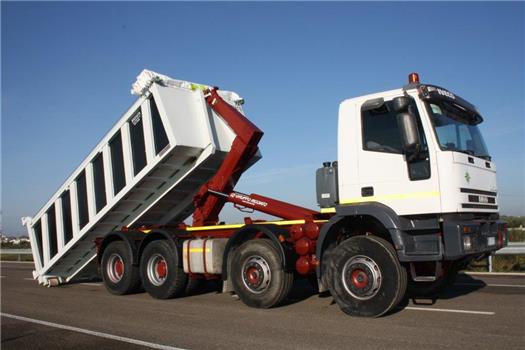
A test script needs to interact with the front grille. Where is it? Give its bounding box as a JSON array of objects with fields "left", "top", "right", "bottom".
[
  {"left": 462, "top": 203, "right": 498, "bottom": 210},
  {"left": 460, "top": 188, "right": 497, "bottom": 196},
  {"left": 468, "top": 195, "right": 496, "bottom": 204}
]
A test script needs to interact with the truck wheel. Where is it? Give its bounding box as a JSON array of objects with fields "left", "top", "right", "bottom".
[
  {"left": 407, "top": 262, "right": 459, "bottom": 297},
  {"left": 231, "top": 239, "right": 293, "bottom": 309},
  {"left": 140, "top": 240, "right": 188, "bottom": 299},
  {"left": 101, "top": 241, "right": 141, "bottom": 295},
  {"left": 327, "top": 236, "right": 407, "bottom": 317}
]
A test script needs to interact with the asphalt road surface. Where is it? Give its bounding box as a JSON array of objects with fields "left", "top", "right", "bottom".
[{"left": 1, "top": 262, "right": 524, "bottom": 350}]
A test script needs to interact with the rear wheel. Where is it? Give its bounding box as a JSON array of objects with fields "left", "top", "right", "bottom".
[
  {"left": 231, "top": 239, "right": 294, "bottom": 309},
  {"left": 101, "top": 241, "right": 141, "bottom": 295},
  {"left": 140, "top": 240, "right": 188, "bottom": 299},
  {"left": 327, "top": 236, "right": 407, "bottom": 317}
]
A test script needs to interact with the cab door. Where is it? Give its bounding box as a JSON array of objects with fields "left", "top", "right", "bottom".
[{"left": 354, "top": 94, "right": 441, "bottom": 215}]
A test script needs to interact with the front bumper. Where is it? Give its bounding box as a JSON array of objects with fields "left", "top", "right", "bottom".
[
  {"left": 442, "top": 219, "right": 508, "bottom": 259},
  {"left": 395, "top": 218, "right": 507, "bottom": 262}
]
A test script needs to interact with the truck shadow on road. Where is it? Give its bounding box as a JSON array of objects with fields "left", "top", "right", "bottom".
[
  {"left": 67, "top": 273, "right": 492, "bottom": 310},
  {"left": 282, "top": 275, "right": 489, "bottom": 313},
  {"left": 68, "top": 276, "right": 225, "bottom": 297},
  {"left": 439, "top": 274, "right": 488, "bottom": 299},
  {"left": 390, "top": 274, "right": 487, "bottom": 314}
]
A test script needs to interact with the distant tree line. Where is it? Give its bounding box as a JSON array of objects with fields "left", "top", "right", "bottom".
[
  {"left": 0, "top": 241, "right": 31, "bottom": 249},
  {"left": 501, "top": 216, "right": 525, "bottom": 228}
]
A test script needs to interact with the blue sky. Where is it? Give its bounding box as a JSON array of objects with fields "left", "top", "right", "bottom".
[{"left": 2, "top": 1, "right": 524, "bottom": 235}]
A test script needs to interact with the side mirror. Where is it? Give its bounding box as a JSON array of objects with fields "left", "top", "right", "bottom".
[
  {"left": 397, "top": 112, "right": 421, "bottom": 159},
  {"left": 392, "top": 96, "right": 412, "bottom": 113}
]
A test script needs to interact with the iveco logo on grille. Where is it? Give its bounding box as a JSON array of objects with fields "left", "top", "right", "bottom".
[
  {"left": 467, "top": 194, "right": 495, "bottom": 204},
  {"left": 479, "top": 196, "right": 489, "bottom": 204}
]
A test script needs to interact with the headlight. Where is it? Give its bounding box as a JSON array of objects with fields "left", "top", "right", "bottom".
[{"left": 463, "top": 235, "right": 473, "bottom": 251}]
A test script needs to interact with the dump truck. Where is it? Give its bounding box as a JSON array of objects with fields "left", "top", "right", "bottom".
[{"left": 22, "top": 70, "right": 508, "bottom": 317}]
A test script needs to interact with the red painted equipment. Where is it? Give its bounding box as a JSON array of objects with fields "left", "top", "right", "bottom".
[
  {"left": 192, "top": 88, "right": 263, "bottom": 226},
  {"left": 192, "top": 88, "right": 324, "bottom": 225}
]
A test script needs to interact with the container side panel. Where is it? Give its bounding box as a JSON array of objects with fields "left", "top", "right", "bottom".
[
  {"left": 41, "top": 214, "right": 50, "bottom": 264},
  {"left": 92, "top": 153, "right": 107, "bottom": 213},
  {"left": 70, "top": 182, "right": 80, "bottom": 237},
  {"left": 109, "top": 132, "right": 126, "bottom": 195},
  {"left": 25, "top": 75, "right": 254, "bottom": 283},
  {"left": 46, "top": 205, "right": 58, "bottom": 258},
  {"left": 129, "top": 110, "right": 148, "bottom": 175},
  {"left": 120, "top": 123, "right": 134, "bottom": 185},
  {"left": 206, "top": 107, "right": 236, "bottom": 152},
  {"left": 76, "top": 171, "right": 89, "bottom": 229},
  {"left": 33, "top": 220, "right": 44, "bottom": 267},
  {"left": 85, "top": 163, "right": 96, "bottom": 221},
  {"left": 141, "top": 99, "right": 156, "bottom": 164},
  {"left": 28, "top": 226, "right": 43, "bottom": 272},
  {"left": 54, "top": 198, "right": 65, "bottom": 250},
  {"left": 102, "top": 145, "right": 115, "bottom": 201},
  {"left": 60, "top": 190, "right": 74, "bottom": 243},
  {"left": 151, "top": 84, "right": 211, "bottom": 149},
  {"left": 150, "top": 96, "right": 170, "bottom": 155}
]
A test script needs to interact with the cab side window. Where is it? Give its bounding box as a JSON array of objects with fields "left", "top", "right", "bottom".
[
  {"left": 362, "top": 102, "right": 403, "bottom": 154},
  {"left": 361, "top": 99, "right": 430, "bottom": 180}
]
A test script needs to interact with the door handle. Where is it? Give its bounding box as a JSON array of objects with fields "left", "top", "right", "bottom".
[{"left": 361, "top": 187, "right": 374, "bottom": 197}]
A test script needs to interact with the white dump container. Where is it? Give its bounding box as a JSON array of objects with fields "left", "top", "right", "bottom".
[
  {"left": 182, "top": 238, "right": 228, "bottom": 274},
  {"left": 22, "top": 70, "right": 259, "bottom": 285}
]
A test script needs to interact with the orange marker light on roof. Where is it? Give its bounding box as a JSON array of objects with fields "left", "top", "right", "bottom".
[{"left": 408, "top": 72, "right": 420, "bottom": 84}]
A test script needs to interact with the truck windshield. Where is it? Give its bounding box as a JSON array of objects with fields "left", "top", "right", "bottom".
[{"left": 427, "top": 101, "right": 490, "bottom": 160}]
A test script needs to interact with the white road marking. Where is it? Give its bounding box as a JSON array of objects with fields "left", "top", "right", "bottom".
[
  {"left": 456, "top": 282, "right": 525, "bottom": 288},
  {"left": 1, "top": 313, "right": 187, "bottom": 350},
  {"left": 464, "top": 271, "right": 525, "bottom": 277},
  {"left": 405, "top": 307, "right": 494, "bottom": 315}
]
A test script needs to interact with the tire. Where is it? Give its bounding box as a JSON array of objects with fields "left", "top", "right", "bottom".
[
  {"left": 320, "top": 242, "right": 337, "bottom": 294},
  {"left": 407, "top": 262, "right": 459, "bottom": 297},
  {"left": 140, "top": 240, "right": 188, "bottom": 299},
  {"left": 101, "top": 241, "right": 142, "bottom": 295},
  {"left": 327, "top": 235, "right": 407, "bottom": 317},
  {"left": 231, "top": 239, "right": 294, "bottom": 309},
  {"left": 397, "top": 261, "right": 408, "bottom": 305}
]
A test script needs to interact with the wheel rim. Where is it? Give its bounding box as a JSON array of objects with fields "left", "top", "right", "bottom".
[
  {"left": 107, "top": 254, "right": 125, "bottom": 283},
  {"left": 341, "top": 255, "right": 381, "bottom": 300},
  {"left": 147, "top": 254, "right": 168, "bottom": 286},
  {"left": 241, "top": 255, "right": 271, "bottom": 294}
]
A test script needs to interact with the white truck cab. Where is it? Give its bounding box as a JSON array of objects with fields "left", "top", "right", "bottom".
[
  {"left": 316, "top": 74, "right": 506, "bottom": 291},
  {"left": 336, "top": 78, "right": 498, "bottom": 216}
]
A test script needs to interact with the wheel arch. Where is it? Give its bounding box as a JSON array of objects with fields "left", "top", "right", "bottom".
[
  {"left": 136, "top": 229, "right": 185, "bottom": 265},
  {"left": 98, "top": 231, "right": 145, "bottom": 266},
  {"left": 316, "top": 202, "right": 405, "bottom": 282}
]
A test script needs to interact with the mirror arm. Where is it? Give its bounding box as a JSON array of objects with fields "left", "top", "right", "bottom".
[{"left": 405, "top": 144, "right": 421, "bottom": 162}]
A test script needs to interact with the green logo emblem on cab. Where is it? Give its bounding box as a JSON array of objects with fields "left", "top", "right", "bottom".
[{"left": 464, "top": 171, "right": 471, "bottom": 184}]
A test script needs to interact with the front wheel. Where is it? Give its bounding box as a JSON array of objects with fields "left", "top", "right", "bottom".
[
  {"left": 231, "top": 239, "right": 294, "bottom": 309},
  {"left": 327, "top": 236, "right": 407, "bottom": 317}
]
